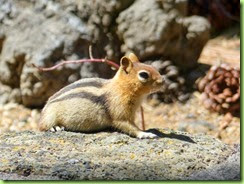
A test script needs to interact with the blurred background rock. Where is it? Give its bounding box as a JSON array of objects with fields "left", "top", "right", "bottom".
[{"left": 0, "top": 0, "right": 240, "bottom": 144}]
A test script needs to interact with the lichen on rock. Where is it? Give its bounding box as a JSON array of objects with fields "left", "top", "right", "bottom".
[{"left": 0, "top": 129, "right": 239, "bottom": 180}]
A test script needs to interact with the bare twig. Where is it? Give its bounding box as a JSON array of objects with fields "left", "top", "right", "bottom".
[
  {"left": 32, "top": 58, "right": 119, "bottom": 72},
  {"left": 140, "top": 106, "right": 145, "bottom": 131}
]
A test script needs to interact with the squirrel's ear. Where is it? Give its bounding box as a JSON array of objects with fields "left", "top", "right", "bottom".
[
  {"left": 128, "top": 53, "right": 139, "bottom": 63},
  {"left": 120, "top": 56, "right": 133, "bottom": 73}
]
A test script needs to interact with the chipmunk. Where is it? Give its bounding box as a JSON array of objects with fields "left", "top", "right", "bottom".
[{"left": 39, "top": 53, "right": 163, "bottom": 138}]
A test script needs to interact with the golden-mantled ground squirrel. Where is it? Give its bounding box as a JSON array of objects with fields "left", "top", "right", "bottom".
[{"left": 39, "top": 53, "right": 163, "bottom": 138}]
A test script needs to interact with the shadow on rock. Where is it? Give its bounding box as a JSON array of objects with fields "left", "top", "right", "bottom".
[{"left": 146, "top": 129, "right": 196, "bottom": 143}]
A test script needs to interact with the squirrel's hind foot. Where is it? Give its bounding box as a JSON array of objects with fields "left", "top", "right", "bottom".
[{"left": 50, "top": 126, "right": 65, "bottom": 132}]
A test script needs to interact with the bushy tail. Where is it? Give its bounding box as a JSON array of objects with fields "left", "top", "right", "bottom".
[{"left": 38, "top": 111, "right": 57, "bottom": 131}]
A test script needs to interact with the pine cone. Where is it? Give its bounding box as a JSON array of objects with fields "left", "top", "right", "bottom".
[
  {"left": 148, "top": 60, "right": 190, "bottom": 103},
  {"left": 197, "top": 64, "right": 240, "bottom": 115}
]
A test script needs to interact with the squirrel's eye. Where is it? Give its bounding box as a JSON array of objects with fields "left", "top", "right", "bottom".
[
  {"left": 138, "top": 71, "right": 150, "bottom": 82},
  {"left": 139, "top": 72, "right": 149, "bottom": 79}
]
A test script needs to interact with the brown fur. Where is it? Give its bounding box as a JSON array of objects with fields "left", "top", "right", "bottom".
[{"left": 39, "top": 53, "right": 163, "bottom": 138}]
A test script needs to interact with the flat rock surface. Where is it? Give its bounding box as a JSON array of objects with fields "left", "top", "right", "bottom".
[{"left": 0, "top": 129, "right": 239, "bottom": 180}]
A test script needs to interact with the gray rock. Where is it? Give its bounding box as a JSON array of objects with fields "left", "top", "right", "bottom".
[
  {"left": 185, "top": 144, "right": 240, "bottom": 180},
  {"left": 0, "top": 129, "right": 239, "bottom": 180},
  {"left": 0, "top": 0, "right": 210, "bottom": 107},
  {"left": 0, "top": 0, "right": 133, "bottom": 107},
  {"left": 0, "top": 172, "right": 60, "bottom": 180},
  {"left": 117, "top": 0, "right": 210, "bottom": 69},
  {"left": 0, "top": 9, "right": 89, "bottom": 106}
]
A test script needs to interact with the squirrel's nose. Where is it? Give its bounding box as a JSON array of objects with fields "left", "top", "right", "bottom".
[{"left": 156, "top": 76, "right": 164, "bottom": 84}]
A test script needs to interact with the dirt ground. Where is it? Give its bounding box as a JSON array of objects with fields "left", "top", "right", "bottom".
[
  {"left": 136, "top": 92, "right": 240, "bottom": 145},
  {"left": 0, "top": 34, "right": 240, "bottom": 145}
]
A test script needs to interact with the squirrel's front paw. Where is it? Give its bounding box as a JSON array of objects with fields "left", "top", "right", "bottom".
[{"left": 137, "top": 131, "right": 158, "bottom": 139}]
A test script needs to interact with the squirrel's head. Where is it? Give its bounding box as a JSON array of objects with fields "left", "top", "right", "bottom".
[{"left": 115, "top": 53, "right": 163, "bottom": 95}]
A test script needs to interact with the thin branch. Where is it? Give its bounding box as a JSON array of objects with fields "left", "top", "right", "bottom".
[
  {"left": 32, "top": 58, "right": 120, "bottom": 72},
  {"left": 140, "top": 106, "right": 145, "bottom": 131}
]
